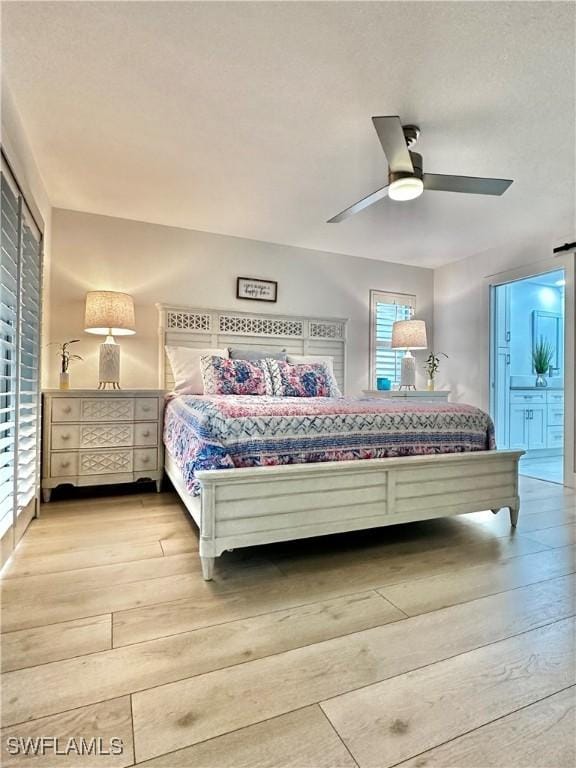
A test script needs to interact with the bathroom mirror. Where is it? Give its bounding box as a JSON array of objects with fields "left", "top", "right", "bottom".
[{"left": 532, "top": 310, "right": 562, "bottom": 373}]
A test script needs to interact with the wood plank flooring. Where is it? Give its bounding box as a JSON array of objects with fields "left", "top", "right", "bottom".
[{"left": 1, "top": 475, "right": 574, "bottom": 766}]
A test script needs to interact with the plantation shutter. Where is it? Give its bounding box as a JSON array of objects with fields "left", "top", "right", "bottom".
[
  {"left": 0, "top": 170, "right": 19, "bottom": 542},
  {"left": 0, "top": 154, "right": 43, "bottom": 565},
  {"left": 17, "top": 209, "right": 41, "bottom": 514},
  {"left": 370, "top": 290, "right": 415, "bottom": 388}
]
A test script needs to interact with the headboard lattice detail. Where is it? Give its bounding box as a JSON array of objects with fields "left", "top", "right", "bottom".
[
  {"left": 157, "top": 304, "right": 348, "bottom": 392},
  {"left": 167, "top": 311, "right": 212, "bottom": 331},
  {"left": 219, "top": 315, "right": 304, "bottom": 337},
  {"left": 310, "top": 322, "right": 344, "bottom": 339}
]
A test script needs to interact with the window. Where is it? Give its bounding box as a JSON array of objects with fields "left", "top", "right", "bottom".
[
  {"left": 369, "top": 290, "right": 416, "bottom": 388},
  {"left": 0, "top": 170, "right": 19, "bottom": 540},
  {"left": 0, "top": 152, "right": 43, "bottom": 565}
]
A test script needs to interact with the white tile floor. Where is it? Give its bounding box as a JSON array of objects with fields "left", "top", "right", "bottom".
[{"left": 520, "top": 455, "right": 564, "bottom": 484}]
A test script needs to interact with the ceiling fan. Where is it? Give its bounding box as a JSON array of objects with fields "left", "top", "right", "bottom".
[{"left": 328, "top": 116, "right": 513, "bottom": 223}]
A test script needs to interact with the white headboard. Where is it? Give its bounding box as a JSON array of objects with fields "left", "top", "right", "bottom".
[{"left": 157, "top": 304, "right": 348, "bottom": 392}]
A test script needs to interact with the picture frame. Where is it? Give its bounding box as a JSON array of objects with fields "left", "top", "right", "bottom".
[{"left": 236, "top": 277, "right": 278, "bottom": 303}]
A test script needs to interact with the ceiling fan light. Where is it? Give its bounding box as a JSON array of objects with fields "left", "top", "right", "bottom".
[{"left": 389, "top": 176, "right": 424, "bottom": 201}]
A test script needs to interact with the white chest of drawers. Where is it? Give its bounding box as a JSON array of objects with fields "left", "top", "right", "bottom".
[{"left": 42, "top": 389, "right": 165, "bottom": 501}]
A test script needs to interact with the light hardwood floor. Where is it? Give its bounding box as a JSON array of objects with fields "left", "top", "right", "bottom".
[{"left": 0, "top": 476, "right": 574, "bottom": 767}]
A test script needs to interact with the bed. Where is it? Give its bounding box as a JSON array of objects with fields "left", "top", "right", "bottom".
[{"left": 158, "top": 304, "right": 523, "bottom": 579}]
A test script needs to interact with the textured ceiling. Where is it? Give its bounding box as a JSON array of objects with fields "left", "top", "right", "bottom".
[{"left": 2, "top": 1, "right": 574, "bottom": 267}]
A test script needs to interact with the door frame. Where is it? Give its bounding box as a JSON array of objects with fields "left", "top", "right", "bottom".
[
  {"left": 487, "top": 255, "right": 575, "bottom": 488},
  {"left": 489, "top": 285, "right": 511, "bottom": 449}
]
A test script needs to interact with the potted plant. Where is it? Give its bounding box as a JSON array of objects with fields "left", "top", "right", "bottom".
[
  {"left": 423, "top": 352, "right": 448, "bottom": 391},
  {"left": 532, "top": 337, "right": 554, "bottom": 388},
  {"left": 52, "top": 340, "right": 83, "bottom": 390}
]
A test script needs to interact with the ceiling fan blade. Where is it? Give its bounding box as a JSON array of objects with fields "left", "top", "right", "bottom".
[
  {"left": 372, "top": 116, "right": 414, "bottom": 173},
  {"left": 327, "top": 184, "right": 389, "bottom": 223},
  {"left": 423, "top": 173, "right": 513, "bottom": 196}
]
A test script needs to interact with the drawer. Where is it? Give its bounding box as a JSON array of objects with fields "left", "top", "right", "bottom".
[
  {"left": 79, "top": 423, "right": 134, "bottom": 448},
  {"left": 50, "top": 452, "right": 78, "bottom": 477},
  {"left": 134, "top": 448, "right": 158, "bottom": 472},
  {"left": 79, "top": 449, "right": 133, "bottom": 475},
  {"left": 51, "top": 424, "right": 80, "bottom": 450},
  {"left": 135, "top": 398, "right": 158, "bottom": 421},
  {"left": 547, "top": 392, "right": 564, "bottom": 404},
  {"left": 548, "top": 407, "right": 564, "bottom": 427},
  {"left": 510, "top": 391, "right": 546, "bottom": 404},
  {"left": 547, "top": 427, "right": 564, "bottom": 448},
  {"left": 80, "top": 398, "right": 135, "bottom": 422},
  {"left": 134, "top": 422, "right": 158, "bottom": 447},
  {"left": 52, "top": 398, "right": 81, "bottom": 422}
]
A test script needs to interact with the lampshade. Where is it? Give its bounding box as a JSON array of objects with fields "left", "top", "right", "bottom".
[
  {"left": 84, "top": 291, "right": 136, "bottom": 336},
  {"left": 391, "top": 319, "right": 427, "bottom": 350}
]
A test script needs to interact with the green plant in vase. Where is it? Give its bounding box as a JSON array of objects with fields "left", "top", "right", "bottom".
[
  {"left": 423, "top": 352, "right": 448, "bottom": 391},
  {"left": 532, "top": 337, "right": 554, "bottom": 388},
  {"left": 51, "top": 340, "right": 83, "bottom": 390}
]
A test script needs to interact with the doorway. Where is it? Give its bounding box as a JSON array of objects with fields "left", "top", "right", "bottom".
[{"left": 491, "top": 269, "right": 566, "bottom": 483}]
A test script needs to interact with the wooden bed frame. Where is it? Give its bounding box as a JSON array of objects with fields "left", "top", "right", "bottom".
[{"left": 158, "top": 304, "right": 523, "bottom": 580}]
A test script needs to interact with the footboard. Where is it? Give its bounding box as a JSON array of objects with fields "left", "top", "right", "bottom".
[{"left": 195, "top": 449, "right": 524, "bottom": 579}]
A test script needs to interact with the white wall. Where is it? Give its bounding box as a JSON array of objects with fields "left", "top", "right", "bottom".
[
  {"left": 48, "top": 208, "right": 434, "bottom": 393},
  {"left": 1, "top": 82, "right": 52, "bottom": 384},
  {"left": 434, "top": 235, "right": 572, "bottom": 404},
  {"left": 434, "top": 235, "right": 575, "bottom": 485}
]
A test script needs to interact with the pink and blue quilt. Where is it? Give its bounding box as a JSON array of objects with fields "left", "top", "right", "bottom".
[{"left": 164, "top": 395, "right": 496, "bottom": 495}]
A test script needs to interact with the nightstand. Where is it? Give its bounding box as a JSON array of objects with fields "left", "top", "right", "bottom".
[
  {"left": 363, "top": 390, "right": 450, "bottom": 402},
  {"left": 41, "top": 389, "right": 165, "bottom": 502}
]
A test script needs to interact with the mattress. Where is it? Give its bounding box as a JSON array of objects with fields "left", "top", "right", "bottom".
[{"left": 164, "top": 395, "right": 496, "bottom": 495}]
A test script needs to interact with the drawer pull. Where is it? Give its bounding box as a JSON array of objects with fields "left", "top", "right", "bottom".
[
  {"left": 141, "top": 456, "right": 149, "bottom": 463},
  {"left": 63, "top": 406, "right": 72, "bottom": 413},
  {"left": 61, "top": 433, "right": 70, "bottom": 440},
  {"left": 61, "top": 461, "right": 70, "bottom": 468},
  {"left": 142, "top": 406, "right": 150, "bottom": 412},
  {"left": 142, "top": 430, "right": 150, "bottom": 438}
]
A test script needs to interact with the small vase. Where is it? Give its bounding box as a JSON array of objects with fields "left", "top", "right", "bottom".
[
  {"left": 535, "top": 374, "right": 547, "bottom": 388},
  {"left": 427, "top": 378, "right": 435, "bottom": 391},
  {"left": 59, "top": 371, "right": 70, "bottom": 390}
]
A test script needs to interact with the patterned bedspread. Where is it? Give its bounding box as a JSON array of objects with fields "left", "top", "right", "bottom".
[{"left": 164, "top": 395, "right": 496, "bottom": 495}]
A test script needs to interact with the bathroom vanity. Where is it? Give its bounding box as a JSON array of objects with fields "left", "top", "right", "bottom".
[{"left": 508, "top": 387, "right": 564, "bottom": 452}]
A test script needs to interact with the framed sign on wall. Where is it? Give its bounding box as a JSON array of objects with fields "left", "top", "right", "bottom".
[{"left": 237, "top": 277, "right": 278, "bottom": 303}]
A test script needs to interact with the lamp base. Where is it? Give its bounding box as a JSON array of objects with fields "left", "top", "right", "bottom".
[
  {"left": 99, "top": 336, "right": 121, "bottom": 389},
  {"left": 399, "top": 351, "right": 416, "bottom": 389}
]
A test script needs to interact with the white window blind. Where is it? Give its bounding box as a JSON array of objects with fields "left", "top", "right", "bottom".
[
  {"left": 0, "top": 155, "right": 42, "bottom": 561},
  {"left": 370, "top": 290, "right": 415, "bottom": 388},
  {"left": 0, "top": 172, "right": 18, "bottom": 539},
  {"left": 18, "top": 214, "right": 41, "bottom": 513}
]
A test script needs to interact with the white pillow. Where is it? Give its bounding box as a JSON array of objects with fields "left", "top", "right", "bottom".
[
  {"left": 287, "top": 354, "right": 336, "bottom": 377},
  {"left": 165, "top": 346, "right": 229, "bottom": 395}
]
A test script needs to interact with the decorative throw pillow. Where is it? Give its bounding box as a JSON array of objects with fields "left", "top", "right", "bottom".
[
  {"left": 200, "top": 356, "right": 274, "bottom": 396},
  {"left": 229, "top": 347, "right": 287, "bottom": 361},
  {"left": 165, "top": 346, "right": 229, "bottom": 395},
  {"left": 267, "top": 360, "right": 342, "bottom": 398},
  {"left": 286, "top": 354, "right": 336, "bottom": 377}
]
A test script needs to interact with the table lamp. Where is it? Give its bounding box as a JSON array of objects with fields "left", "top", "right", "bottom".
[
  {"left": 391, "top": 319, "right": 427, "bottom": 390},
  {"left": 84, "top": 291, "right": 135, "bottom": 389}
]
